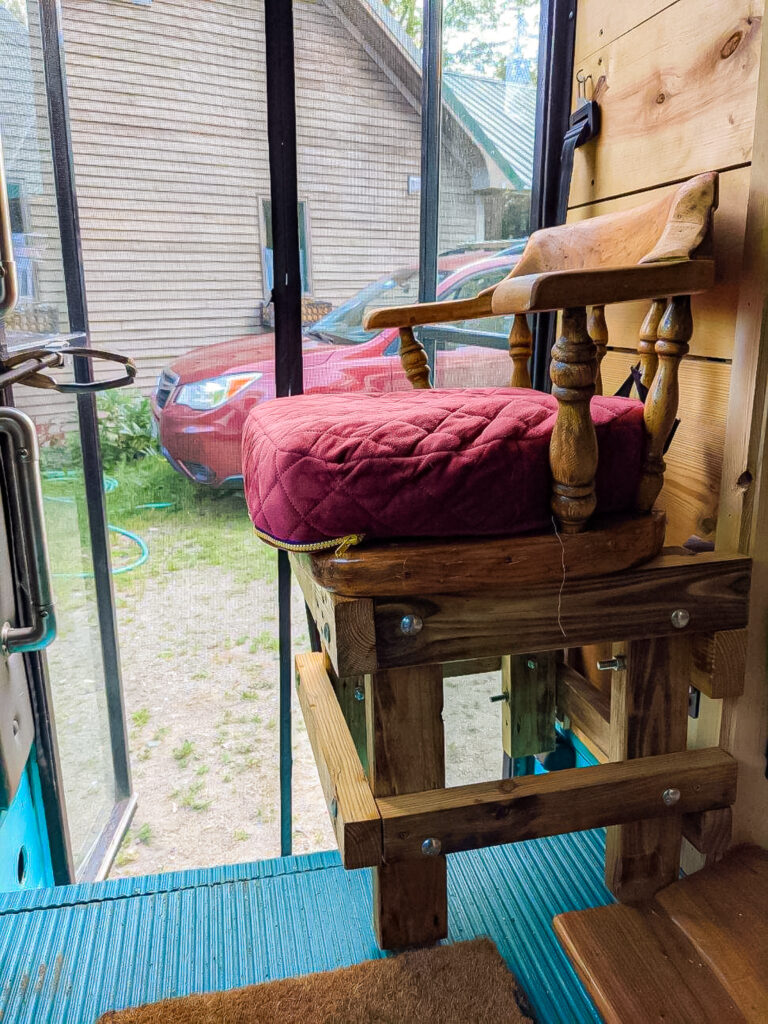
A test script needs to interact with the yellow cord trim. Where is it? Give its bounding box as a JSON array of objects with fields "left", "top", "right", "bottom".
[{"left": 252, "top": 524, "right": 364, "bottom": 557}]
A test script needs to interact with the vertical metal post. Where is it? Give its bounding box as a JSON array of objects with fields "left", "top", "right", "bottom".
[
  {"left": 264, "top": 0, "right": 303, "bottom": 857},
  {"left": 418, "top": 0, "right": 443, "bottom": 379},
  {"left": 530, "top": 0, "right": 577, "bottom": 391},
  {"left": 39, "top": 0, "right": 132, "bottom": 805}
]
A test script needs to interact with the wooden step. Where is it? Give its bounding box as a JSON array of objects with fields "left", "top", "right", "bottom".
[{"left": 554, "top": 845, "right": 768, "bottom": 1023}]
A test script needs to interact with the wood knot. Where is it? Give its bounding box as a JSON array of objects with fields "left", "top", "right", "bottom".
[
  {"left": 656, "top": 92, "right": 666, "bottom": 104},
  {"left": 720, "top": 31, "right": 743, "bottom": 59}
]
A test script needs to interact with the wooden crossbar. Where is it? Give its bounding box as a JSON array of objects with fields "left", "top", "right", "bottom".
[
  {"left": 295, "top": 653, "right": 381, "bottom": 869},
  {"left": 377, "top": 748, "right": 736, "bottom": 861}
]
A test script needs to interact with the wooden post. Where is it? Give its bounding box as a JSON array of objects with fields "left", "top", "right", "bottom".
[
  {"left": 326, "top": 656, "right": 368, "bottom": 775},
  {"left": 588, "top": 305, "right": 608, "bottom": 396},
  {"left": 637, "top": 298, "right": 665, "bottom": 390},
  {"left": 605, "top": 635, "right": 691, "bottom": 903},
  {"left": 549, "top": 306, "right": 599, "bottom": 533},
  {"left": 508, "top": 314, "right": 533, "bottom": 388},
  {"left": 399, "top": 327, "right": 431, "bottom": 389},
  {"left": 637, "top": 295, "right": 692, "bottom": 511},
  {"left": 366, "top": 664, "right": 447, "bottom": 948},
  {"left": 501, "top": 653, "right": 557, "bottom": 761}
]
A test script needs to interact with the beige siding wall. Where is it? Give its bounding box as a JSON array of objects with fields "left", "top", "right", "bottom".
[{"left": 59, "top": 0, "right": 478, "bottom": 394}]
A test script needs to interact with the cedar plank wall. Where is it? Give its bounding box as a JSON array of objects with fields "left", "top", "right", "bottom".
[
  {"left": 569, "top": 0, "right": 762, "bottom": 549},
  {"left": 47, "top": 0, "right": 477, "bottom": 408}
]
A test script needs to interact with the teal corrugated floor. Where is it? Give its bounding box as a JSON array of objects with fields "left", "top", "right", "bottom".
[{"left": 0, "top": 831, "right": 611, "bottom": 1023}]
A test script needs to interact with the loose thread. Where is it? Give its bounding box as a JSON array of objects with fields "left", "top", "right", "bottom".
[{"left": 551, "top": 515, "right": 567, "bottom": 639}]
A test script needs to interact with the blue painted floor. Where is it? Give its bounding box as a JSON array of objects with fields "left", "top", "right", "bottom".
[{"left": 0, "top": 831, "right": 611, "bottom": 1023}]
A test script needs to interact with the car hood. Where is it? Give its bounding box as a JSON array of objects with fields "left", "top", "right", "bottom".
[{"left": 167, "top": 331, "right": 338, "bottom": 382}]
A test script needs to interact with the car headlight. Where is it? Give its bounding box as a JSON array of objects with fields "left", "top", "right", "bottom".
[{"left": 174, "top": 372, "right": 262, "bottom": 410}]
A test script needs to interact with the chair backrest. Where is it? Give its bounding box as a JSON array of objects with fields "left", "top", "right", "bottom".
[{"left": 510, "top": 172, "right": 718, "bottom": 278}]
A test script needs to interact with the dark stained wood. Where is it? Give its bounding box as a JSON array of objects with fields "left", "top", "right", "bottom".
[
  {"left": 549, "top": 306, "right": 599, "bottom": 532},
  {"left": 366, "top": 665, "right": 447, "bottom": 948},
  {"left": 554, "top": 902, "right": 746, "bottom": 1024},
  {"left": 372, "top": 552, "right": 751, "bottom": 669},
  {"left": 605, "top": 636, "right": 691, "bottom": 903},
  {"left": 682, "top": 807, "right": 732, "bottom": 865},
  {"left": 556, "top": 663, "right": 611, "bottom": 756},
  {"left": 294, "top": 653, "right": 380, "bottom": 869},
  {"left": 692, "top": 629, "right": 747, "bottom": 699},
  {"left": 304, "top": 510, "right": 667, "bottom": 598},
  {"left": 502, "top": 653, "right": 557, "bottom": 759},
  {"left": 290, "top": 552, "right": 377, "bottom": 677},
  {"left": 378, "top": 747, "right": 736, "bottom": 861},
  {"left": 443, "top": 657, "right": 502, "bottom": 678}
]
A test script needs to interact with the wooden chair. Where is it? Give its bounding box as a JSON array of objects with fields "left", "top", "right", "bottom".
[{"left": 289, "top": 171, "right": 750, "bottom": 949}]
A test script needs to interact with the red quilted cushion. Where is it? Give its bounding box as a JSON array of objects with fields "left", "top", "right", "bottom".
[{"left": 242, "top": 388, "right": 645, "bottom": 548}]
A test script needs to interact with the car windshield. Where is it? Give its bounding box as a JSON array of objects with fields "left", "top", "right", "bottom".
[{"left": 306, "top": 268, "right": 449, "bottom": 346}]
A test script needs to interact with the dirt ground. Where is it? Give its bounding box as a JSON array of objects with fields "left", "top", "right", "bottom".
[{"left": 108, "top": 525, "right": 504, "bottom": 877}]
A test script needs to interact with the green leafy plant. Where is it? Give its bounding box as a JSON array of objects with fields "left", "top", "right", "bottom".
[{"left": 96, "top": 389, "right": 158, "bottom": 470}]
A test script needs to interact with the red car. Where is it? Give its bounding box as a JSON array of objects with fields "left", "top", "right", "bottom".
[{"left": 152, "top": 250, "right": 523, "bottom": 485}]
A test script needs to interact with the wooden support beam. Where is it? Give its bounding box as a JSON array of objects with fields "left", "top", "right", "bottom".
[
  {"left": 556, "top": 663, "right": 611, "bottom": 756},
  {"left": 294, "top": 653, "right": 380, "bottom": 869},
  {"left": 366, "top": 665, "right": 447, "bottom": 949},
  {"left": 502, "top": 653, "right": 557, "bottom": 759},
  {"left": 681, "top": 808, "right": 732, "bottom": 865},
  {"left": 443, "top": 657, "right": 502, "bottom": 678},
  {"left": 605, "top": 636, "right": 691, "bottom": 903},
  {"left": 691, "top": 629, "right": 747, "bottom": 699},
  {"left": 291, "top": 553, "right": 376, "bottom": 677},
  {"left": 325, "top": 659, "right": 368, "bottom": 775},
  {"left": 377, "top": 747, "right": 735, "bottom": 861},
  {"left": 373, "top": 553, "right": 751, "bottom": 670}
]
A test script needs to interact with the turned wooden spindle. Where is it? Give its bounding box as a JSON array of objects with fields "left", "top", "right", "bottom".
[
  {"left": 549, "top": 306, "right": 599, "bottom": 533},
  {"left": 398, "top": 327, "right": 431, "bottom": 389},
  {"left": 508, "top": 314, "right": 533, "bottom": 389},
  {"left": 587, "top": 305, "right": 608, "bottom": 396},
  {"left": 638, "top": 298, "right": 666, "bottom": 391},
  {"left": 637, "top": 295, "right": 692, "bottom": 511}
]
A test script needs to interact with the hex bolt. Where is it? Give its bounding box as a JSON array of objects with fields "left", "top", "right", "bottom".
[
  {"left": 671, "top": 609, "right": 690, "bottom": 629},
  {"left": 354, "top": 685, "right": 365, "bottom": 702},
  {"left": 322, "top": 622, "right": 331, "bottom": 643},
  {"left": 596, "top": 655, "right": 626, "bottom": 672},
  {"left": 489, "top": 693, "right": 509, "bottom": 704},
  {"left": 662, "top": 787, "right": 681, "bottom": 807},
  {"left": 400, "top": 614, "right": 423, "bottom": 636},
  {"left": 526, "top": 658, "right": 538, "bottom": 671},
  {"left": 421, "top": 837, "right": 441, "bottom": 856}
]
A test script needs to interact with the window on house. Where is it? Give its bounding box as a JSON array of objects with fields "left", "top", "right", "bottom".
[{"left": 260, "top": 199, "right": 312, "bottom": 297}]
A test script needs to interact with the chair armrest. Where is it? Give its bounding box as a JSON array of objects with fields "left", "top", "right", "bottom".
[
  {"left": 491, "top": 259, "right": 715, "bottom": 315},
  {"left": 362, "top": 293, "right": 494, "bottom": 330}
]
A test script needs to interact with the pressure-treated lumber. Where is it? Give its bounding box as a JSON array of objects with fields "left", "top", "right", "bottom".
[
  {"left": 605, "top": 636, "right": 691, "bottom": 903},
  {"left": 502, "top": 653, "right": 557, "bottom": 760},
  {"left": 377, "top": 747, "right": 736, "bottom": 861},
  {"left": 366, "top": 664, "right": 447, "bottom": 948},
  {"left": 556, "top": 663, "right": 611, "bottom": 756},
  {"left": 303, "top": 510, "right": 666, "bottom": 598},
  {"left": 294, "top": 653, "right": 380, "bottom": 869},
  {"left": 372, "top": 552, "right": 751, "bottom": 669}
]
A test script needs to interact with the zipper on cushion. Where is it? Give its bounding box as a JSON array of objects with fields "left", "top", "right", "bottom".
[{"left": 252, "top": 524, "right": 364, "bottom": 557}]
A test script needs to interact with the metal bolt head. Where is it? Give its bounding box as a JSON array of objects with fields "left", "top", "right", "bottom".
[
  {"left": 526, "top": 658, "right": 538, "bottom": 671},
  {"left": 662, "top": 787, "right": 681, "bottom": 807},
  {"left": 322, "top": 622, "right": 331, "bottom": 643},
  {"left": 354, "top": 685, "right": 365, "bottom": 702},
  {"left": 671, "top": 609, "right": 690, "bottom": 630},
  {"left": 421, "top": 837, "right": 441, "bottom": 856},
  {"left": 400, "top": 613, "right": 423, "bottom": 636},
  {"left": 596, "top": 655, "right": 626, "bottom": 672},
  {"left": 329, "top": 798, "right": 338, "bottom": 819}
]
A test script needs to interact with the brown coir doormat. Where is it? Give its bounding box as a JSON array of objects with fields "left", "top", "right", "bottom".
[{"left": 97, "top": 937, "right": 534, "bottom": 1024}]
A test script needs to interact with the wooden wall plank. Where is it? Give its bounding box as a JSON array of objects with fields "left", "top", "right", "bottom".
[
  {"left": 569, "top": 0, "right": 762, "bottom": 206},
  {"left": 574, "top": 0, "right": 680, "bottom": 64}
]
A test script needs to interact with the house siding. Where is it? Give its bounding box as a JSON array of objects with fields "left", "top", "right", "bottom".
[{"left": 58, "top": 0, "right": 478, "bottom": 394}]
